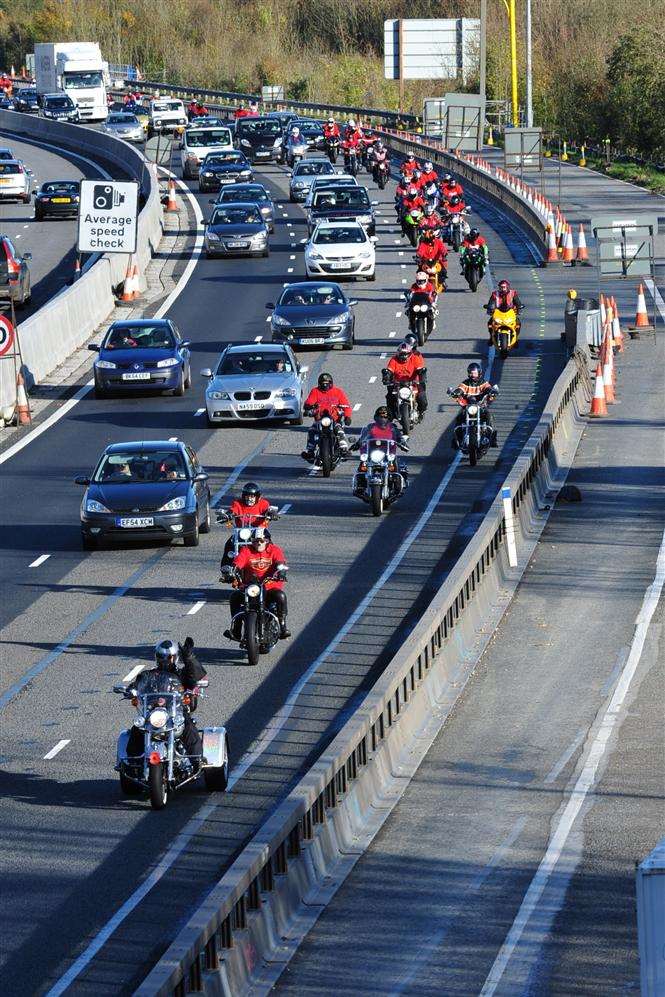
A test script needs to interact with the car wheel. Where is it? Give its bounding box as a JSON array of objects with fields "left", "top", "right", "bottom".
[
  {"left": 367, "top": 272, "right": 376, "bottom": 282},
  {"left": 173, "top": 370, "right": 185, "bottom": 396},
  {"left": 94, "top": 383, "right": 107, "bottom": 399},
  {"left": 206, "top": 413, "right": 217, "bottom": 428},
  {"left": 343, "top": 334, "right": 354, "bottom": 351},
  {"left": 289, "top": 194, "right": 296, "bottom": 203},
  {"left": 184, "top": 364, "right": 192, "bottom": 389},
  {"left": 81, "top": 533, "right": 96, "bottom": 551},
  {"left": 22, "top": 193, "right": 30, "bottom": 204},
  {"left": 34, "top": 210, "right": 43, "bottom": 222},
  {"left": 184, "top": 516, "right": 200, "bottom": 547},
  {"left": 262, "top": 248, "right": 269, "bottom": 258},
  {"left": 291, "top": 410, "right": 304, "bottom": 426},
  {"left": 200, "top": 498, "right": 211, "bottom": 534}
]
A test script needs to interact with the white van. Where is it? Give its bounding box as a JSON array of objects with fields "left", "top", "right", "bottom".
[
  {"left": 180, "top": 125, "right": 234, "bottom": 179},
  {"left": 149, "top": 98, "right": 187, "bottom": 133}
]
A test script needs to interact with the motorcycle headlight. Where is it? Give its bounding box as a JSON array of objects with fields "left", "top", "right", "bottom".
[
  {"left": 399, "top": 386, "right": 412, "bottom": 400},
  {"left": 149, "top": 708, "right": 168, "bottom": 728},
  {"left": 467, "top": 404, "right": 479, "bottom": 416},
  {"left": 246, "top": 583, "right": 261, "bottom": 597},
  {"left": 158, "top": 495, "right": 186, "bottom": 511},
  {"left": 95, "top": 359, "right": 117, "bottom": 369},
  {"left": 239, "top": 527, "right": 252, "bottom": 541},
  {"left": 320, "top": 416, "right": 332, "bottom": 427},
  {"left": 86, "top": 499, "right": 110, "bottom": 513},
  {"left": 209, "top": 390, "right": 230, "bottom": 399},
  {"left": 370, "top": 449, "right": 385, "bottom": 463},
  {"left": 156, "top": 356, "right": 179, "bottom": 368},
  {"left": 272, "top": 314, "right": 291, "bottom": 327},
  {"left": 276, "top": 388, "right": 297, "bottom": 398}
]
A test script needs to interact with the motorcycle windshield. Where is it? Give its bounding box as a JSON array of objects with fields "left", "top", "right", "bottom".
[
  {"left": 410, "top": 292, "right": 431, "bottom": 308},
  {"left": 362, "top": 438, "right": 397, "bottom": 459},
  {"left": 135, "top": 671, "right": 183, "bottom": 696},
  {"left": 493, "top": 308, "right": 516, "bottom": 322}
]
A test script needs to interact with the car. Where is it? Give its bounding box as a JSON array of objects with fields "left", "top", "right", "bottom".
[
  {"left": 304, "top": 173, "right": 358, "bottom": 208},
  {"left": 88, "top": 319, "right": 191, "bottom": 398},
  {"left": 39, "top": 92, "right": 79, "bottom": 122},
  {"left": 14, "top": 89, "right": 39, "bottom": 114},
  {"left": 0, "top": 160, "right": 32, "bottom": 203},
  {"left": 267, "top": 281, "right": 357, "bottom": 350},
  {"left": 204, "top": 202, "right": 269, "bottom": 258},
  {"left": 307, "top": 185, "right": 377, "bottom": 236},
  {"left": 264, "top": 110, "right": 299, "bottom": 131},
  {"left": 288, "top": 157, "right": 335, "bottom": 202},
  {"left": 202, "top": 343, "right": 304, "bottom": 426},
  {"left": 102, "top": 111, "right": 145, "bottom": 143},
  {"left": 33, "top": 179, "right": 80, "bottom": 220},
  {"left": 0, "top": 147, "right": 15, "bottom": 161},
  {"left": 76, "top": 439, "right": 211, "bottom": 550},
  {"left": 149, "top": 97, "right": 187, "bottom": 134},
  {"left": 180, "top": 124, "right": 234, "bottom": 179},
  {"left": 212, "top": 182, "right": 275, "bottom": 232},
  {"left": 234, "top": 115, "right": 282, "bottom": 162},
  {"left": 0, "top": 235, "right": 31, "bottom": 307},
  {"left": 129, "top": 104, "right": 151, "bottom": 136},
  {"left": 198, "top": 150, "right": 253, "bottom": 191},
  {"left": 304, "top": 221, "right": 376, "bottom": 281},
  {"left": 0, "top": 95, "right": 15, "bottom": 110}
]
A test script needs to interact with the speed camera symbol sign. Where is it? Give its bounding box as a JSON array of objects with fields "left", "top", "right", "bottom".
[{"left": 77, "top": 179, "right": 139, "bottom": 254}]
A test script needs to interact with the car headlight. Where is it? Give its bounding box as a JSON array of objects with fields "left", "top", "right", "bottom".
[
  {"left": 202, "top": 171, "right": 213, "bottom": 177},
  {"left": 95, "top": 359, "right": 117, "bottom": 369},
  {"left": 245, "top": 583, "right": 260, "bottom": 598},
  {"left": 325, "top": 314, "right": 347, "bottom": 326},
  {"left": 156, "top": 357, "right": 180, "bottom": 368},
  {"left": 260, "top": 206, "right": 271, "bottom": 215},
  {"left": 467, "top": 404, "right": 479, "bottom": 416},
  {"left": 209, "top": 390, "right": 230, "bottom": 400},
  {"left": 272, "top": 314, "right": 291, "bottom": 327},
  {"left": 250, "top": 232, "right": 267, "bottom": 244},
  {"left": 358, "top": 214, "right": 373, "bottom": 224},
  {"left": 309, "top": 252, "right": 324, "bottom": 260},
  {"left": 292, "top": 182, "right": 306, "bottom": 190},
  {"left": 275, "top": 388, "right": 297, "bottom": 398},
  {"left": 158, "top": 495, "right": 186, "bottom": 511},
  {"left": 370, "top": 449, "right": 386, "bottom": 463},
  {"left": 240, "top": 169, "right": 252, "bottom": 176},
  {"left": 149, "top": 708, "right": 168, "bottom": 728},
  {"left": 206, "top": 232, "right": 220, "bottom": 241},
  {"left": 240, "top": 139, "right": 251, "bottom": 147},
  {"left": 359, "top": 251, "right": 373, "bottom": 259},
  {"left": 86, "top": 499, "right": 110, "bottom": 513},
  {"left": 187, "top": 154, "right": 200, "bottom": 162}
]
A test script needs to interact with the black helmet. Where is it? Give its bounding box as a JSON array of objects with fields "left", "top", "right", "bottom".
[
  {"left": 469, "top": 228, "right": 480, "bottom": 240},
  {"left": 449, "top": 194, "right": 461, "bottom": 206},
  {"left": 374, "top": 406, "right": 390, "bottom": 425},
  {"left": 155, "top": 639, "right": 179, "bottom": 672},
  {"left": 241, "top": 481, "right": 261, "bottom": 504},
  {"left": 318, "top": 372, "right": 333, "bottom": 391},
  {"left": 467, "top": 362, "right": 482, "bottom": 380},
  {"left": 251, "top": 527, "right": 269, "bottom": 549}
]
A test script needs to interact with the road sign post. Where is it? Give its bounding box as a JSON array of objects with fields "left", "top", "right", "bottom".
[
  {"left": 77, "top": 180, "right": 139, "bottom": 255},
  {"left": 591, "top": 213, "right": 660, "bottom": 334}
]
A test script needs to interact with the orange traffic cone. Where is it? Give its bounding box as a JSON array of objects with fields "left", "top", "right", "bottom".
[
  {"left": 16, "top": 370, "right": 31, "bottom": 425},
  {"left": 166, "top": 178, "right": 178, "bottom": 212},
  {"left": 562, "top": 224, "right": 575, "bottom": 264},
  {"left": 576, "top": 224, "right": 590, "bottom": 264},
  {"left": 73, "top": 257, "right": 81, "bottom": 281},
  {"left": 589, "top": 363, "right": 607, "bottom": 417},
  {"left": 601, "top": 326, "right": 615, "bottom": 403},
  {"left": 611, "top": 296, "right": 624, "bottom": 352},
  {"left": 119, "top": 255, "right": 140, "bottom": 302},
  {"left": 629, "top": 283, "right": 653, "bottom": 333},
  {"left": 546, "top": 224, "right": 558, "bottom": 263}
]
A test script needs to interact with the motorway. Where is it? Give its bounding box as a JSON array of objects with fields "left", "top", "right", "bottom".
[
  {"left": 0, "top": 127, "right": 112, "bottom": 319},
  {"left": 0, "top": 137, "right": 607, "bottom": 993}
]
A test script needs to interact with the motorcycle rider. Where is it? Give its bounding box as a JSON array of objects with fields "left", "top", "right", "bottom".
[
  {"left": 372, "top": 140, "right": 390, "bottom": 181},
  {"left": 485, "top": 279, "right": 523, "bottom": 342},
  {"left": 440, "top": 173, "right": 465, "bottom": 202},
  {"left": 285, "top": 126, "right": 304, "bottom": 165},
  {"left": 416, "top": 226, "right": 448, "bottom": 285},
  {"left": 451, "top": 362, "right": 498, "bottom": 447},
  {"left": 126, "top": 638, "right": 206, "bottom": 762},
  {"left": 400, "top": 154, "right": 420, "bottom": 177},
  {"left": 220, "top": 482, "right": 273, "bottom": 567},
  {"left": 323, "top": 117, "right": 340, "bottom": 141},
  {"left": 460, "top": 227, "right": 489, "bottom": 269},
  {"left": 342, "top": 128, "right": 362, "bottom": 170},
  {"left": 383, "top": 340, "right": 428, "bottom": 419},
  {"left": 419, "top": 202, "right": 444, "bottom": 233},
  {"left": 400, "top": 184, "right": 426, "bottom": 234},
  {"left": 225, "top": 529, "right": 290, "bottom": 640},
  {"left": 301, "top": 372, "right": 352, "bottom": 462},
  {"left": 188, "top": 99, "right": 208, "bottom": 119},
  {"left": 344, "top": 118, "right": 363, "bottom": 142},
  {"left": 408, "top": 269, "right": 438, "bottom": 304},
  {"left": 420, "top": 160, "right": 439, "bottom": 185}
]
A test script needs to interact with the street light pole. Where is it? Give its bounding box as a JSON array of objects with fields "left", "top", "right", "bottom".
[
  {"left": 526, "top": 0, "right": 533, "bottom": 126},
  {"left": 479, "top": 0, "right": 487, "bottom": 103},
  {"left": 502, "top": 0, "right": 519, "bottom": 126}
]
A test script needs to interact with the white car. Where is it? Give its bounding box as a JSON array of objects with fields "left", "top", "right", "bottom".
[
  {"left": 180, "top": 124, "right": 234, "bottom": 179},
  {"left": 305, "top": 221, "right": 376, "bottom": 281},
  {"left": 0, "top": 160, "right": 32, "bottom": 203},
  {"left": 149, "top": 98, "right": 187, "bottom": 133}
]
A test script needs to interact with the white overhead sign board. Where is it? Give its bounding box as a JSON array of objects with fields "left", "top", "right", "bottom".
[
  {"left": 384, "top": 18, "right": 479, "bottom": 81},
  {"left": 77, "top": 179, "right": 139, "bottom": 254}
]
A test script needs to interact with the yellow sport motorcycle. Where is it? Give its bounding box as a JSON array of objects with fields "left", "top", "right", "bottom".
[{"left": 490, "top": 307, "right": 520, "bottom": 359}]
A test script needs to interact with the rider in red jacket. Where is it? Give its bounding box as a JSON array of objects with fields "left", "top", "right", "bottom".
[
  {"left": 323, "top": 118, "right": 340, "bottom": 139},
  {"left": 225, "top": 531, "right": 290, "bottom": 640},
  {"left": 301, "top": 373, "right": 352, "bottom": 461},
  {"left": 416, "top": 228, "right": 448, "bottom": 285},
  {"left": 408, "top": 270, "right": 437, "bottom": 304},
  {"left": 420, "top": 160, "right": 439, "bottom": 185},
  {"left": 440, "top": 174, "right": 465, "bottom": 201},
  {"left": 219, "top": 482, "right": 273, "bottom": 567}
]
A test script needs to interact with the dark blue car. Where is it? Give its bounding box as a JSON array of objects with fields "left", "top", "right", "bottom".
[
  {"left": 267, "top": 281, "right": 357, "bottom": 350},
  {"left": 89, "top": 319, "right": 191, "bottom": 398},
  {"left": 76, "top": 439, "right": 211, "bottom": 550}
]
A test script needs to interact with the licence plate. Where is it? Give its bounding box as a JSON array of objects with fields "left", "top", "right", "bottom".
[
  {"left": 301, "top": 337, "right": 325, "bottom": 344},
  {"left": 256, "top": 151, "right": 270, "bottom": 157},
  {"left": 331, "top": 261, "right": 349, "bottom": 270},
  {"left": 219, "top": 178, "right": 236, "bottom": 185},
  {"left": 122, "top": 372, "right": 151, "bottom": 381},
  {"left": 0, "top": 178, "right": 10, "bottom": 185},
  {"left": 237, "top": 401, "right": 265, "bottom": 410},
  {"left": 117, "top": 517, "right": 154, "bottom": 528},
  {"left": 228, "top": 241, "right": 248, "bottom": 248},
  {"left": 52, "top": 197, "right": 71, "bottom": 203}
]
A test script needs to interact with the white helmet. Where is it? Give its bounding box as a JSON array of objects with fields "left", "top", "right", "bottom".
[
  {"left": 348, "top": 118, "right": 356, "bottom": 128},
  {"left": 291, "top": 126, "right": 300, "bottom": 137}
]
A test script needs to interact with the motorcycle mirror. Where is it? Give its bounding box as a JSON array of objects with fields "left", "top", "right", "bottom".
[
  {"left": 268, "top": 505, "right": 279, "bottom": 515},
  {"left": 196, "top": 678, "right": 209, "bottom": 688},
  {"left": 276, "top": 563, "right": 289, "bottom": 573},
  {"left": 265, "top": 302, "right": 274, "bottom": 308},
  {"left": 493, "top": 384, "right": 500, "bottom": 392},
  {"left": 201, "top": 368, "right": 213, "bottom": 378},
  {"left": 113, "top": 684, "right": 126, "bottom": 694},
  {"left": 446, "top": 386, "right": 454, "bottom": 395}
]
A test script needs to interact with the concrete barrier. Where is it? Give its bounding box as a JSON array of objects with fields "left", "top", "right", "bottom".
[
  {"left": 136, "top": 351, "right": 593, "bottom": 996},
  {"left": 0, "top": 111, "right": 163, "bottom": 411}
]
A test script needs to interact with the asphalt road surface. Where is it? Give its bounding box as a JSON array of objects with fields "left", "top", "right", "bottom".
[{"left": 0, "top": 141, "right": 582, "bottom": 994}]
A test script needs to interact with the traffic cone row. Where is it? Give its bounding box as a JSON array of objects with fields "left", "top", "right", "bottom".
[{"left": 120, "top": 255, "right": 141, "bottom": 302}]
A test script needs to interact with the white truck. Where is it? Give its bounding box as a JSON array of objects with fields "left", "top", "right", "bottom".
[
  {"left": 637, "top": 836, "right": 665, "bottom": 996},
  {"left": 34, "top": 42, "right": 108, "bottom": 121}
]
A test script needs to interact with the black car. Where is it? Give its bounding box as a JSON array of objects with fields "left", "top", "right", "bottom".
[
  {"left": 14, "top": 89, "right": 39, "bottom": 114},
  {"left": 235, "top": 116, "right": 282, "bottom": 162},
  {"left": 76, "top": 439, "right": 211, "bottom": 550},
  {"left": 40, "top": 92, "right": 79, "bottom": 122},
  {"left": 0, "top": 96, "right": 14, "bottom": 110},
  {"left": 34, "top": 179, "right": 80, "bottom": 220},
  {"left": 204, "top": 201, "right": 269, "bottom": 258},
  {"left": 307, "top": 185, "right": 377, "bottom": 236},
  {"left": 198, "top": 150, "right": 253, "bottom": 192},
  {"left": 267, "top": 281, "right": 357, "bottom": 350},
  {"left": 212, "top": 182, "right": 275, "bottom": 232}
]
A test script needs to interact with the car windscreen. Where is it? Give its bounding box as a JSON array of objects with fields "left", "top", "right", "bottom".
[
  {"left": 237, "top": 119, "right": 281, "bottom": 136},
  {"left": 95, "top": 451, "right": 188, "bottom": 483},
  {"left": 314, "top": 227, "right": 366, "bottom": 245},
  {"left": 42, "top": 181, "right": 79, "bottom": 194},
  {"left": 313, "top": 189, "right": 369, "bottom": 209},
  {"left": 0, "top": 150, "right": 13, "bottom": 159},
  {"left": 296, "top": 123, "right": 322, "bottom": 135},
  {"left": 0, "top": 163, "right": 20, "bottom": 175},
  {"left": 46, "top": 97, "right": 73, "bottom": 109},
  {"left": 64, "top": 71, "right": 103, "bottom": 89},
  {"left": 203, "top": 152, "right": 244, "bottom": 165},
  {"left": 186, "top": 128, "right": 231, "bottom": 147},
  {"left": 294, "top": 162, "right": 333, "bottom": 177},
  {"left": 104, "top": 325, "right": 176, "bottom": 350},
  {"left": 109, "top": 113, "right": 138, "bottom": 124},
  {"left": 210, "top": 207, "right": 261, "bottom": 225},
  {"left": 218, "top": 186, "right": 268, "bottom": 203},
  {"left": 154, "top": 101, "right": 182, "bottom": 112},
  {"left": 217, "top": 351, "right": 292, "bottom": 375},
  {"left": 279, "top": 286, "right": 345, "bottom": 306}
]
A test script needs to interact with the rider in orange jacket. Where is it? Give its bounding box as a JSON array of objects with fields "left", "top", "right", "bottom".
[{"left": 301, "top": 372, "right": 352, "bottom": 461}]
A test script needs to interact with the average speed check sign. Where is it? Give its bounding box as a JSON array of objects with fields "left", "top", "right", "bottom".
[{"left": 77, "top": 179, "right": 139, "bottom": 254}]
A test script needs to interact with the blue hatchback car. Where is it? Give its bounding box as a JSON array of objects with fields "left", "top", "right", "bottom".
[{"left": 89, "top": 319, "right": 191, "bottom": 398}]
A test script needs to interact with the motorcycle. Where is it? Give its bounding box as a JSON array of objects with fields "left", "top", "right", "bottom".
[
  {"left": 414, "top": 256, "right": 446, "bottom": 294},
  {"left": 343, "top": 144, "right": 359, "bottom": 176},
  {"left": 220, "top": 566, "right": 288, "bottom": 667},
  {"left": 353, "top": 437, "right": 409, "bottom": 517},
  {"left": 422, "top": 180, "right": 440, "bottom": 205},
  {"left": 287, "top": 141, "right": 309, "bottom": 168},
  {"left": 403, "top": 208, "right": 424, "bottom": 247},
  {"left": 113, "top": 672, "right": 229, "bottom": 810},
  {"left": 489, "top": 307, "right": 521, "bottom": 358},
  {"left": 374, "top": 158, "right": 389, "bottom": 189},
  {"left": 461, "top": 245, "right": 486, "bottom": 292},
  {"left": 324, "top": 136, "right": 340, "bottom": 164},
  {"left": 385, "top": 376, "right": 422, "bottom": 435},
  {"left": 216, "top": 506, "right": 280, "bottom": 564},
  {"left": 445, "top": 209, "right": 471, "bottom": 251},
  {"left": 306, "top": 413, "right": 347, "bottom": 477},
  {"left": 404, "top": 289, "right": 435, "bottom": 345},
  {"left": 447, "top": 386, "right": 498, "bottom": 466}
]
